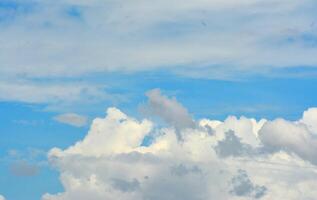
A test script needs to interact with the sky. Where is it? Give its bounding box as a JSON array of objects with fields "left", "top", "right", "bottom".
[{"left": 1, "top": 0, "right": 317, "bottom": 200}]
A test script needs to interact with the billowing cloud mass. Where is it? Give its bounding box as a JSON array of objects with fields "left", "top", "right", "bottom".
[
  {"left": 54, "top": 113, "right": 88, "bottom": 127},
  {"left": 42, "top": 92, "right": 317, "bottom": 200},
  {"left": 0, "top": 195, "right": 5, "bottom": 200}
]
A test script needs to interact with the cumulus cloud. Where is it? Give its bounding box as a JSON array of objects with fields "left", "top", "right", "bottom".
[
  {"left": 42, "top": 104, "right": 317, "bottom": 200},
  {"left": 54, "top": 113, "right": 88, "bottom": 127}
]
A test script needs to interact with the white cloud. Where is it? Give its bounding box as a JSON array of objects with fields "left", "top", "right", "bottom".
[
  {"left": 0, "top": 195, "right": 5, "bottom": 200},
  {"left": 54, "top": 113, "right": 88, "bottom": 127},
  {"left": 42, "top": 104, "right": 317, "bottom": 200}
]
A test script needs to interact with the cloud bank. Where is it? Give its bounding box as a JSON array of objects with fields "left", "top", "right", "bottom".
[{"left": 42, "top": 91, "right": 317, "bottom": 200}]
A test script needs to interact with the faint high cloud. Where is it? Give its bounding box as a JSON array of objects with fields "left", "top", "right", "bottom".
[
  {"left": 53, "top": 113, "right": 88, "bottom": 127},
  {"left": 9, "top": 160, "right": 39, "bottom": 177},
  {"left": 4, "top": 148, "right": 47, "bottom": 178}
]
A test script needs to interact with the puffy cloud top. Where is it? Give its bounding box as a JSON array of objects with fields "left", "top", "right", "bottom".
[
  {"left": 301, "top": 107, "right": 317, "bottom": 134},
  {"left": 50, "top": 107, "right": 152, "bottom": 158}
]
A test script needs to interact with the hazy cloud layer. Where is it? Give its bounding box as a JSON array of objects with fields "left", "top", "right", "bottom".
[
  {"left": 0, "top": 195, "right": 5, "bottom": 200},
  {"left": 1, "top": 0, "right": 317, "bottom": 80},
  {"left": 1, "top": 0, "right": 317, "bottom": 108},
  {"left": 42, "top": 95, "right": 317, "bottom": 200}
]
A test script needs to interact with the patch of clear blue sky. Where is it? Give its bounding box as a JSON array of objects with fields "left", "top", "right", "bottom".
[
  {"left": 0, "top": 1, "right": 23, "bottom": 9},
  {"left": 0, "top": 163, "right": 62, "bottom": 200},
  {"left": 0, "top": 1, "right": 35, "bottom": 21},
  {"left": 0, "top": 1, "right": 83, "bottom": 25},
  {"left": 66, "top": 6, "right": 83, "bottom": 19},
  {"left": 1, "top": 70, "right": 317, "bottom": 199},
  {"left": 0, "top": 102, "right": 87, "bottom": 200}
]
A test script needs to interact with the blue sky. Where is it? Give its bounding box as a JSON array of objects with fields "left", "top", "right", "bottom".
[{"left": 1, "top": 0, "right": 317, "bottom": 200}]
